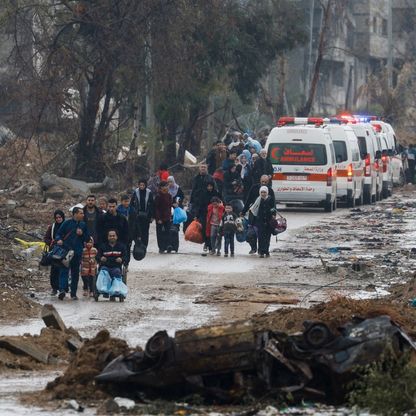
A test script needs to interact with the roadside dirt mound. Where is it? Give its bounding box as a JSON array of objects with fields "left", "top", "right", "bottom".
[
  {"left": 0, "top": 327, "right": 75, "bottom": 371},
  {"left": 0, "top": 287, "right": 41, "bottom": 322},
  {"left": 252, "top": 296, "right": 416, "bottom": 337},
  {"left": 45, "top": 329, "right": 132, "bottom": 400}
]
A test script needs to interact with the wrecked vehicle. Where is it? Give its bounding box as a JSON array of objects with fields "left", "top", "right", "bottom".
[{"left": 96, "top": 316, "right": 416, "bottom": 402}]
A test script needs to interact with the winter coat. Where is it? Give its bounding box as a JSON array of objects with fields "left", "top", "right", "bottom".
[
  {"left": 97, "top": 241, "right": 128, "bottom": 269},
  {"left": 198, "top": 188, "right": 222, "bottom": 219},
  {"left": 242, "top": 184, "right": 276, "bottom": 216},
  {"left": 97, "top": 212, "right": 129, "bottom": 246},
  {"left": 206, "top": 203, "right": 225, "bottom": 237},
  {"left": 190, "top": 173, "right": 215, "bottom": 207},
  {"left": 223, "top": 169, "right": 243, "bottom": 200},
  {"left": 221, "top": 212, "right": 237, "bottom": 233},
  {"left": 154, "top": 191, "right": 173, "bottom": 222},
  {"left": 55, "top": 219, "right": 89, "bottom": 256},
  {"left": 171, "top": 187, "right": 185, "bottom": 207},
  {"left": 129, "top": 188, "right": 154, "bottom": 221},
  {"left": 83, "top": 205, "right": 102, "bottom": 244},
  {"left": 44, "top": 222, "right": 62, "bottom": 248},
  {"left": 81, "top": 246, "right": 98, "bottom": 276},
  {"left": 254, "top": 196, "right": 275, "bottom": 227},
  {"left": 252, "top": 157, "right": 274, "bottom": 184}
]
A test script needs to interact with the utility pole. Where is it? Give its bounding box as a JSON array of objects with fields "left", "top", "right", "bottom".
[{"left": 387, "top": 0, "right": 393, "bottom": 88}]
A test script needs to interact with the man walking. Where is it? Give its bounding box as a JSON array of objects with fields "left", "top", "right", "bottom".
[
  {"left": 83, "top": 194, "right": 102, "bottom": 244},
  {"left": 56, "top": 207, "right": 89, "bottom": 300},
  {"left": 97, "top": 198, "right": 129, "bottom": 248},
  {"left": 129, "top": 179, "right": 154, "bottom": 248}
]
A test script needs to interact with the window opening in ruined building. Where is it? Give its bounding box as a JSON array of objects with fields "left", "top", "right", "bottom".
[{"left": 382, "top": 19, "right": 387, "bottom": 36}]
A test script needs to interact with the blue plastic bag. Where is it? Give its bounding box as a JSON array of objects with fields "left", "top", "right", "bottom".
[
  {"left": 109, "top": 276, "right": 128, "bottom": 297},
  {"left": 173, "top": 207, "right": 187, "bottom": 224},
  {"left": 96, "top": 269, "right": 112, "bottom": 294}
]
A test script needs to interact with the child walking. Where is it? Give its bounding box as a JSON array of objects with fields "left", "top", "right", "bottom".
[
  {"left": 81, "top": 239, "right": 98, "bottom": 297},
  {"left": 206, "top": 197, "right": 224, "bottom": 256},
  {"left": 221, "top": 203, "right": 237, "bottom": 257}
]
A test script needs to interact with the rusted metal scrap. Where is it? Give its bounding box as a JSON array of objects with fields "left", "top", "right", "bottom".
[{"left": 96, "top": 316, "right": 416, "bottom": 402}]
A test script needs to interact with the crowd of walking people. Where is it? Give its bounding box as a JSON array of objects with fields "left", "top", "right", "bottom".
[{"left": 44, "top": 131, "right": 278, "bottom": 300}]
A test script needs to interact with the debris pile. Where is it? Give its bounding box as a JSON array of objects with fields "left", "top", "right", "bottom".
[
  {"left": 0, "top": 305, "right": 82, "bottom": 371},
  {"left": 46, "top": 329, "right": 132, "bottom": 400},
  {"left": 33, "top": 296, "right": 416, "bottom": 408}
]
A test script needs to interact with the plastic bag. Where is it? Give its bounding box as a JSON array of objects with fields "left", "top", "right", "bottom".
[
  {"left": 184, "top": 219, "right": 204, "bottom": 244},
  {"left": 173, "top": 207, "right": 187, "bottom": 224},
  {"left": 109, "top": 276, "right": 128, "bottom": 297},
  {"left": 133, "top": 240, "right": 147, "bottom": 261},
  {"left": 96, "top": 269, "right": 112, "bottom": 294}
]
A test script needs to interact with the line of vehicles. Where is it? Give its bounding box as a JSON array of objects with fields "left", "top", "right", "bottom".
[{"left": 265, "top": 114, "right": 405, "bottom": 212}]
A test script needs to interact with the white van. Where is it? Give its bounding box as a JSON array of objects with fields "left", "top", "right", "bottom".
[
  {"left": 371, "top": 120, "right": 405, "bottom": 187},
  {"left": 349, "top": 123, "right": 379, "bottom": 204},
  {"left": 266, "top": 119, "right": 337, "bottom": 212},
  {"left": 327, "top": 124, "right": 364, "bottom": 207}
]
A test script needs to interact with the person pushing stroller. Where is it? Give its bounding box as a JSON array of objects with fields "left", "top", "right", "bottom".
[{"left": 97, "top": 230, "right": 128, "bottom": 301}]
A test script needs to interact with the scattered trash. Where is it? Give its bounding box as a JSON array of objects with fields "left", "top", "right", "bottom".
[{"left": 113, "top": 397, "right": 135, "bottom": 410}]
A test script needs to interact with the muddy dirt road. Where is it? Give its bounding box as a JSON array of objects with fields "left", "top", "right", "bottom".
[
  {"left": 0, "top": 207, "right": 343, "bottom": 347},
  {"left": 2, "top": 190, "right": 415, "bottom": 415}
]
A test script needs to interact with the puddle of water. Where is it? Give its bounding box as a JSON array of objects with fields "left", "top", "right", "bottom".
[{"left": 0, "top": 371, "right": 95, "bottom": 415}]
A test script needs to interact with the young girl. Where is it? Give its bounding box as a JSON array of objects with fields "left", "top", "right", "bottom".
[
  {"left": 206, "top": 197, "right": 224, "bottom": 256},
  {"left": 81, "top": 238, "right": 98, "bottom": 296}
]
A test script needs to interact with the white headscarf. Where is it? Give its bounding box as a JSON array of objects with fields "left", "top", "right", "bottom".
[
  {"left": 249, "top": 186, "right": 269, "bottom": 217},
  {"left": 167, "top": 176, "right": 179, "bottom": 197}
]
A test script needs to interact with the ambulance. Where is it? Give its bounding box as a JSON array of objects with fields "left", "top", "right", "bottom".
[
  {"left": 371, "top": 120, "right": 404, "bottom": 188},
  {"left": 326, "top": 124, "right": 364, "bottom": 207},
  {"left": 266, "top": 117, "right": 337, "bottom": 212}
]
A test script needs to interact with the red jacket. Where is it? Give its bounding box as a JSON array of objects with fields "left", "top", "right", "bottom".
[
  {"left": 206, "top": 203, "right": 225, "bottom": 237},
  {"left": 154, "top": 191, "right": 173, "bottom": 222}
]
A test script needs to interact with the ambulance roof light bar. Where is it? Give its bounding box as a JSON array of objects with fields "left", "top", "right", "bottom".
[{"left": 277, "top": 117, "right": 324, "bottom": 127}]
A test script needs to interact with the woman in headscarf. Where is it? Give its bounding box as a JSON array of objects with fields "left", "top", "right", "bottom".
[
  {"left": 238, "top": 153, "right": 252, "bottom": 199},
  {"left": 44, "top": 209, "right": 65, "bottom": 295},
  {"left": 167, "top": 176, "right": 185, "bottom": 207},
  {"left": 249, "top": 186, "right": 275, "bottom": 258}
]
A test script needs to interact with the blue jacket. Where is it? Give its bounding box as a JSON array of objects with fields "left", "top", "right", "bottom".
[
  {"left": 56, "top": 219, "right": 89, "bottom": 256},
  {"left": 116, "top": 204, "right": 131, "bottom": 219}
]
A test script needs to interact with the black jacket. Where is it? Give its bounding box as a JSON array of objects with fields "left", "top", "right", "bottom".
[
  {"left": 129, "top": 188, "right": 154, "bottom": 220},
  {"left": 198, "top": 188, "right": 222, "bottom": 219},
  {"left": 252, "top": 157, "right": 274, "bottom": 184},
  {"left": 83, "top": 205, "right": 102, "bottom": 244},
  {"left": 190, "top": 173, "right": 216, "bottom": 204},
  {"left": 97, "top": 241, "right": 128, "bottom": 268},
  {"left": 255, "top": 196, "right": 275, "bottom": 227},
  {"left": 97, "top": 212, "right": 129, "bottom": 246},
  {"left": 242, "top": 184, "right": 276, "bottom": 216}
]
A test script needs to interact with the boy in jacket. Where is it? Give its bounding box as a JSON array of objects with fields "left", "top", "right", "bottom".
[
  {"left": 81, "top": 238, "right": 97, "bottom": 297},
  {"left": 221, "top": 203, "right": 237, "bottom": 257}
]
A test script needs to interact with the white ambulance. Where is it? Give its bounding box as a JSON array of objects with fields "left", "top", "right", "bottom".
[
  {"left": 326, "top": 124, "right": 364, "bottom": 207},
  {"left": 266, "top": 117, "right": 337, "bottom": 212}
]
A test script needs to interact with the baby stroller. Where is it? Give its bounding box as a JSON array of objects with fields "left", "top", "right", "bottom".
[{"left": 93, "top": 265, "right": 128, "bottom": 302}]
